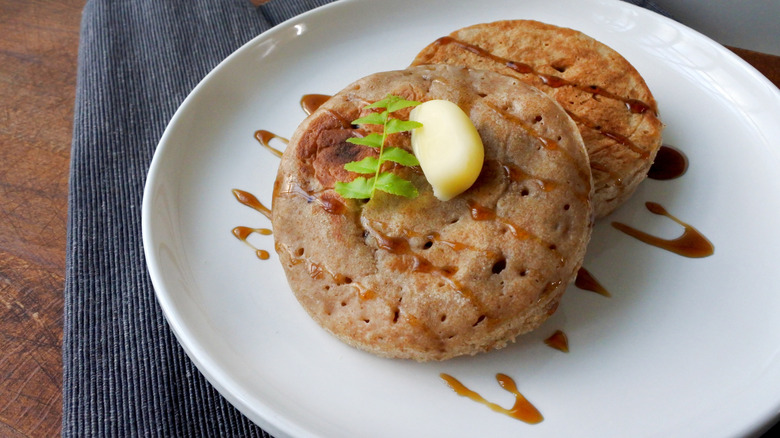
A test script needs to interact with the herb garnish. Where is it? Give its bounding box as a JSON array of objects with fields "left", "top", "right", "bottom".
[{"left": 334, "top": 95, "right": 422, "bottom": 199}]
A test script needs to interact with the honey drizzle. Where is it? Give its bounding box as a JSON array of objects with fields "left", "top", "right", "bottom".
[
  {"left": 235, "top": 129, "right": 281, "bottom": 260},
  {"left": 300, "top": 94, "right": 331, "bottom": 115},
  {"left": 275, "top": 241, "right": 359, "bottom": 288},
  {"left": 565, "top": 110, "right": 649, "bottom": 159},
  {"left": 612, "top": 202, "right": 714, "bottom": 258},
  {"left": 425, "top": 231, "right": 500, "bottom": 257},
  {"left": 467, "top": 201, "right": 565, "bottom": 266},
  {"left": 589, "top": 160, "right": 623, "bottom": 184},
  {"left": 433, "top": 36, "right": 657, "bottom": 163},
  {"left": 276, "top": 241, "right": 368, "bottom": 299},
  {"left": 322, "top": 108, "right": 354, "bottom": 127},
  {"left": 231, "top": 225, "right": 272, "bottom": 240},
  {"left": 497, "top": 160, "right": 590, "bottom": 206},
  {"left": 276, "top": 241, "right": 440, "bottom": 339},
  {"left": 544, "top": 330, "right": 569, "bottom": 352},
  {"left": 440, "top": 373, "right": 543, "bottom": 424},
  {"left": 432, "top": 36, "right": 656, "bottom": 115},
  {"left": 483, "top": 102, "right": 591, "bottom": 188},
  {"left": 574, "top": 267, "right": 611, "bottom": 297},
  {"left": 500, "top": 161, "right": 558, "bottom": 192},
  {"left": 648, "top": 145, "right": 688, "bottom": 180},
  {"left": 232, "top": 189, "right": 272, "bottom": 220},
  {"left": 364, "top": 218, "right": 496, "bottom": 257},
  {"left": 253, "top": 130, "right": 287, "bottom": 158},
  {"left": 483, "top": 101, "right": 560, "bottom": 152},
  {"left": 246, "top": 94, "right": 710, "bottom": 426},
  {"left": 232, "top": 226, "right": 273, "bottom": 260},
  {"left": 232, "top": 189, "right": 274, "bottom": 260},
  {"left": 274, "top": 186, "right": 488, "bottom": 320},
  {"left": 278, "top": 183, "right": 347, "bottom": 215},
  {"left": 360, "top": 217, "right": 485, "bottom": 314}
]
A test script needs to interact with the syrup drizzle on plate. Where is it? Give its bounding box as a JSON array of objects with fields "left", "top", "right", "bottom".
[
  {"left": 236, "top": 93, "right": 714, "bottom": 426},
  {"left": 612, "top": 202, "right": 714, "bottom": 258},
  {"left": 440, "top": 373, "right": 544, "bottom": 424}
]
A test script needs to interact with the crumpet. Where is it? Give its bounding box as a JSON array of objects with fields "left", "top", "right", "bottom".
[
  {"left": 272, "top": 65, "right": 592, "bottom": 361},
  {"left": 412, "top": 20, "right": 664, "bottom": 217}
]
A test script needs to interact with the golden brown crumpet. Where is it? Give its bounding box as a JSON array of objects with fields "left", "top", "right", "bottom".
[
  {"left": 272, "top": 65, "right": 593, "bottom": 361},
  {"left": 412, "top": 20, "right": 664, "bottom": 218}
]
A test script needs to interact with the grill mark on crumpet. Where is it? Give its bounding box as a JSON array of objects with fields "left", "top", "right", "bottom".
[
  {"left": 411, "top": 20, "right": 664, "bottom": 218},
  {"left": 272, "top": 64, "right": 593, "bottom": 361}
]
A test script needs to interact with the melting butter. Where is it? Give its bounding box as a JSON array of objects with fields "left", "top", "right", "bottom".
[{"left": 410, "top": 100, "right": 484, "bottom": 201}]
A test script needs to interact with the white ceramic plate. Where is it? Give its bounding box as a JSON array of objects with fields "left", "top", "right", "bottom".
[{"left": 142, "top": 0, "right": 780, "bottom": 436}]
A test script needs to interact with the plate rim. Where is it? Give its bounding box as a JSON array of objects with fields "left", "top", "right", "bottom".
[{"left": 141, "top": 0, "right": 780, "bottom": 437}]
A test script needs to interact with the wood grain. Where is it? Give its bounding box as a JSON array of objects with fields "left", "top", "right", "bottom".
[
  {"left": 0, "top": 1, "right": 777, "bottom": 437},
  {"left": 0, "top": 0, "right": 83, "bottom": 436}
]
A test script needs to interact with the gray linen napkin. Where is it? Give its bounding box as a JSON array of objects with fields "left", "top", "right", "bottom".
[{"left": 64, "top": 1, "right": 670, "bottom": 436}]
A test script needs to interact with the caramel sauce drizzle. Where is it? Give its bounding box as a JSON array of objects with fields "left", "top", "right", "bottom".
[
  {"left": 483, "top": 102, "right": 592, "bottom": 188},
  {"left": 232, "top": 189, "right": 273, "bottom": 260},
  {"left": 500, "top": 162, "right": 558, "bottom": 193},
  {"left": 300, "top": 94, "right": 331, "bottom": 116},
  {"left": 360, "top": 217, "right": 485, "bottom": 314},
  {"left": 364, "top": 217, "right": 496, "bottom": 257},
  {"left": 483, "top": 101, "right": 560, "bottom": 152},
  {"left": 433, "top": 36, "right": 657, "bottom": 163},
  {"left": 247, "top": 94, "right": 705, "bottom": 425},
  {"left": 232, "top": 226, "right": 273, "bottom": 260},
  {"left": 274, "top": 186, "right": 489, "bottom": 323},
  {"left": 564, "top": 110, "right": 649, "bottom": 159},
  {"left": 497, "top": 160, "right": 590, "bottom": 205},
  {"left": 612, "top": 202, "right": 714, "bottom": 258},
  {"left": 276, "top": 240, "right": 441, "bottom": 340},
  {"left": 254, "top": 130, "right": 287, "bottom": 158},
  {"left": 234, "top": 129, "right": 284, "bottom": 260},
  {"left": 440, "top": 373, "right": 543, "bottom": 424},
  {"left": 574, "top": 267, "right": 611, "bottom": 297},
  {"left": 278, "top": 183, "right": 347, "bottom": 215},
  {"left": 540, "top": 279, "right": 563, "bottom": 301},
  {"left": 354, "top": 283, "right": 376, "bottom": 301},
  {"left": 468, "top": 201, "right": 565, "bottom": 266},
  {"left": 232, "top": 225, "right": 272, "bottom": 240},
  {"left": 275, "top": 241, "right": 358, "bottom": 287},
  {"left": 433, "top": 36, "right": 656, "bottom": 115},
  {"left": 589, "top": 160, "right": 623, "bottom": 184},
  {"left": 232, "top": 189, "right": 272, "bottom": 220},
  {"left": 544, "top": 330, "right": 569, "bottom": 352},
  {"left": 424, "top": 231, "right": 469, "bottom": 252},
  {"left": 648, "top": 145, "right": 688, "bottom": 180},
  {"left": 321, "top": 107, "right": 354, "bottom": 128}
]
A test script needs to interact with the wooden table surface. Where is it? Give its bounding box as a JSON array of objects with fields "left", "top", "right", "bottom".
[{"left": 0, "top": 1, "right": 778, "bottom": 436}]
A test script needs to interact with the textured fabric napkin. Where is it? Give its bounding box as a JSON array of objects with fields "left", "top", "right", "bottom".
[{"left": 64, "top": 0, "right": 669, "bottom": 436}]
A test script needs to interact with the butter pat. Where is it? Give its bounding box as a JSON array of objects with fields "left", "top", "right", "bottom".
[{"left": 410, "top": 100, "right": 484, "bottom": 201}]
